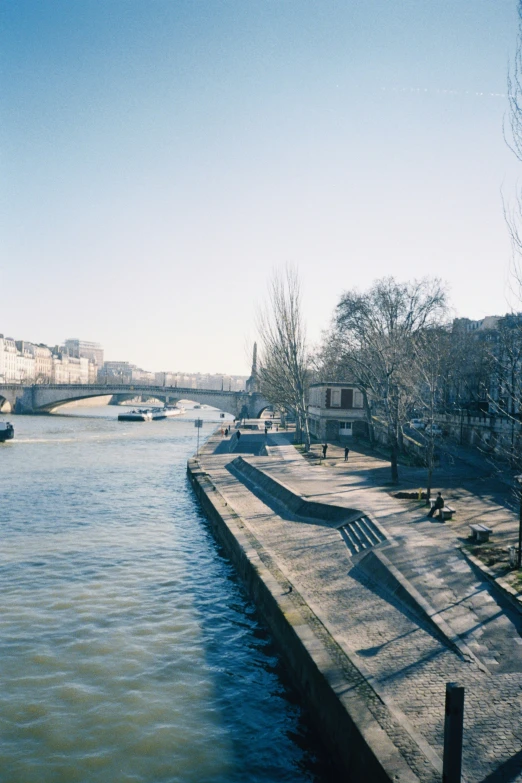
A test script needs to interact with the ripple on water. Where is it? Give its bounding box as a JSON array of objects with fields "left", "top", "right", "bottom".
[{"left": 0, "top": 411, "right": 336, "bottom": 783}]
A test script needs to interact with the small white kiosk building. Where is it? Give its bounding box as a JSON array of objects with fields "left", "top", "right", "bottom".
[{"left": 308, "top": 382, "right": 368, "bottom": 441}]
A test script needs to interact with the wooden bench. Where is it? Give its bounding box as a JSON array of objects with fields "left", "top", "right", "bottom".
[
  {"left": 469, "top": 523, "right": 493, "bottom": 543},
  {"left": 429, "top": 500, "right": 455, "bottom": 520}
]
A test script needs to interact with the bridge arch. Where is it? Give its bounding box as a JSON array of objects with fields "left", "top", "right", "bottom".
[
  {"left": 0, "top": 395, "right": 12, "bottom": 414},
  {"left": 37, "top": 392, "right": 119, "bottom": 413},
  {"left": 254, "top": 404, "right": 274, "bottom": 419}
]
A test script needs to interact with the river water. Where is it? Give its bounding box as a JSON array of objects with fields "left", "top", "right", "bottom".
[{"left": 0, "top": 405, "right": 334, "bottom": 783}]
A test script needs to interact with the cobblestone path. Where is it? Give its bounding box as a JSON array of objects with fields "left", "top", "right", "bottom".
[{"left": 200, "top": 435, "right": 522, "bottom": 783}]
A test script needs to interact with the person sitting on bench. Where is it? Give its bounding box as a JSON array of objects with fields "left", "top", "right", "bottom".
[{"left": 428, "top": 492, "right": 444, "bottom": 518}]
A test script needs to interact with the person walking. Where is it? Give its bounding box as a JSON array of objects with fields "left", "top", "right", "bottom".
[
  {"left": 322, "top": 443, "right": 328, "bottom": 459},
  {"left": 344, "top": 446, "right": 350, "bottom": 462},
  {"left": 428, "top": 492, "right": 444, "bottom": 518}
]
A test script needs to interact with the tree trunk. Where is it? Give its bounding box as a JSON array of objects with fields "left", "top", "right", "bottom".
[
  {"left": 426, "top": 463, "right": 433, "bottom": 505},
  {"left": 390, "top": 402, "right": 400, "bottom": 484},
  {"left": 362, "top": 390, "right": 375, "bottom": 444},
  {"left": 390, "top": 439, "right": 399, "bottom": 484},
  {"left": 398, "top": 427, "right": 404, "bottom": 452},
  {"left": 295, "top": 413, "right": 302, "bottom": 445},
  {"left": 302, "top": 410, "right": 311, "bottom": 452},
  {"left": 426, "top": 438, "right": 434, "bottom": 504}
]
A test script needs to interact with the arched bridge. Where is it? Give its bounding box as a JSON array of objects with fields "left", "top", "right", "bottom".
[{"left": 0, "top": 384, "right": 270, "bottom": 419}]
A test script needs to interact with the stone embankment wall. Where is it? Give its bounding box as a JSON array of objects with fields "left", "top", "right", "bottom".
[
  {"left": 438, "top": 412, "right": 522, "bottom": 458},
  {"left": 371, "top": 411, "right": 522, "bottom": 464},
  {"left": 187, "top": 453, "right": 417, "bottom": 783}
]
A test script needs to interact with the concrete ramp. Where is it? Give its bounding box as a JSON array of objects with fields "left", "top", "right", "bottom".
[
  {"left": 229, "top": 456, "right": 387, "bottom": 555},
  {"left": 354, "top": 549, "right": 488, "bottom": 671}
]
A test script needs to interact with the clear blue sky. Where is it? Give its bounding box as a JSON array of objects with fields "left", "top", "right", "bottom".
[{"left": 1, "top": 0, "right": 519, "bottom": 373}]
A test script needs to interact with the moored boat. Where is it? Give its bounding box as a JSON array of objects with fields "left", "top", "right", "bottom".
[
  {"left": 0, "top": 422, "right": 14, "bottom": 442},
  {"left": 163, "top": 405, "right": 184, "bottom": 417},
  {"left": 152, "top": 406, "right": 184, "bottom": 419}
]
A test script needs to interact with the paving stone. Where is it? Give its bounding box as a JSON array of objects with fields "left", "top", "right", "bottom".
[{"left": 199, "top": 434, "right": 522, "bottom": 782}]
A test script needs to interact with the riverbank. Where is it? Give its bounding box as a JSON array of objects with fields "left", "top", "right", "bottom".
[{"left": 189, "top": 428, "right": 522, "bottom": 783}]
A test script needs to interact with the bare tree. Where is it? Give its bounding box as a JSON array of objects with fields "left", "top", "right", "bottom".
[
  {"left": 409, "top": 326, "right": 452, "bottom": 502},
  {"left": 445, "top": 325, "right": 495, "bottom": 416},
  {"left": 335, "top": 277, "right": 448, "bottom": 483},
  {"left": 257, "top": 266, "right": 311, "bottom": 450}
]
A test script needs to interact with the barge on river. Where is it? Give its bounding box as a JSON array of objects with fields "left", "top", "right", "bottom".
[
  {"left": 118, "top": 409, "right": 153, "bottom": 422},
  {"left": 0, "top": 422, "right": 14, "bottom": 442}
]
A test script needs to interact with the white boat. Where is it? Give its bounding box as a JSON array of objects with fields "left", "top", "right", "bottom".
[
  {"left": 164, "top": 405, "right": 184, "bottom": 417},
  {"left": 149, "top": 406, "right": 184, "bottom": 420},
  {"left": 118, "top": 409, "right": 153, "bottom": 422},
  {"left": 0, "top": 422, "right": 14, "bottom": 442}
]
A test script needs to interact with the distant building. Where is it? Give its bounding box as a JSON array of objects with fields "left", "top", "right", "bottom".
[
  {"left": 449, "top": 313, "right": 522, "bottom": 414},
  {"left": 0, "top": 332, "right": 247, "bottom": 390},
  {"left": 154, "top": 371, "right": 247, "bottom": 391},
  {"left": 308, "top": 382, "right": 367, "bottom": 441},
  {"left": 64, "top": 339, "right": 104, "bottom": 369},
  {"left": 0, "top": 336, "right": 27, "bottom": 382},
  {"left": 452, "top": 316, "right": 501, "bottom": 334},
  {"left": 29, "top": 344, "right": 53, "bottom": 382},
  {"left": 15, "top": 341, "right": 35, "bottom": 382},
  {"left": 52, "top": 352, "right": 91, "bottom": 384},
  {"left": 99, "top": 361, "right": 155, "bottom": 385},
  {"left": 99, "top": 361, "right": 134, "bottom": 383}
]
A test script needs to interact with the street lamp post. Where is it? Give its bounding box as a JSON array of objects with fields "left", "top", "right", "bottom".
[{"left": 515, "top": 475, "right": 522, "bottom": 570}]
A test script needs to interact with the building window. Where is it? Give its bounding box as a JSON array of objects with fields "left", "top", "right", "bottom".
[
  {"left": 331, "top": 389, "right": 341, "bottom": 407},
  {"left": 340, "top": 388, "right": 353, "bottom": 408}
]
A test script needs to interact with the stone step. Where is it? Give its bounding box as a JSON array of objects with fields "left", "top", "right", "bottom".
[
  {"left": 356, "top": 516, "right": 386, "bottom": 546},
  {"left": 339, "top": 516, "right": 386, "bottom": 556}
]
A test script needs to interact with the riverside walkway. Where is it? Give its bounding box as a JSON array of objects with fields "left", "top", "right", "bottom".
[{"left": 197, "top": 431, "right": 522, "bottom": 783}]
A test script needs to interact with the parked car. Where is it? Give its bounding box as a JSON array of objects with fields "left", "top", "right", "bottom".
[
  {"left": 425, "top": 424, "right": 443, "bottom": 436},
  {"left": 409, "top": 418, "right": 425, "bottom": 430}
]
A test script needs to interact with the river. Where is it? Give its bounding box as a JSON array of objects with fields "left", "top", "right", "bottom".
[{"left": 0, "top": 404, "right": 334, "bottom": 783}]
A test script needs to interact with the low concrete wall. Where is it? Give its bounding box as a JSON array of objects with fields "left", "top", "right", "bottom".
[
  {"left": 230, "top": 456, "right": 364, "bottom": 525},
  {"left": 187, "top": 455, "right": 420, "bottom": 783}
]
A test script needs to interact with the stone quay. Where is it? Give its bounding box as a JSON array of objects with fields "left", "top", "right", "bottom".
[{"left": 188, "top": 428, "right": 522, "bottom": 783}]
